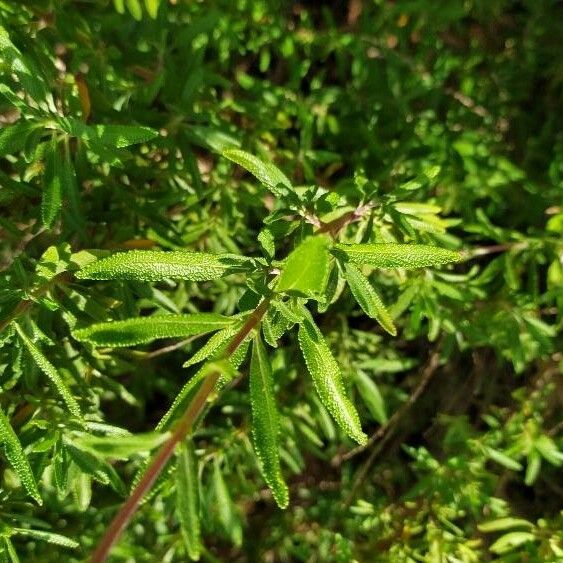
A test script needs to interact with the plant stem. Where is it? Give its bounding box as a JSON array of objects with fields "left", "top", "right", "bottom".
[{"left": 91, "top": 297, "right": 270, "bottom": 563}]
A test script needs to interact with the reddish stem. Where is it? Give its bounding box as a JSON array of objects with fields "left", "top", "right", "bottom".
[{"left": 91, "top": 298, "right": 270, "bottom": 563}]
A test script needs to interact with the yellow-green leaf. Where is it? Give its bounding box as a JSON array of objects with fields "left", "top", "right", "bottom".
[
  {"left": 76, "top": 250, "right": 251, "bottom": 282},
  {"left": 276, "top": 236, "right": 331, "bottom": 298},
  {"left": 223, "top": 148, "right": 292, "bottom": 197},
  {"left": 334, "top": 243, "right": 461, "bottom": 269},
  {"left": 343, "top": 263, "right": 397, "bottom": 336},
  {"left": 72, "top": 313, "right": 234, "bottom": 347}
]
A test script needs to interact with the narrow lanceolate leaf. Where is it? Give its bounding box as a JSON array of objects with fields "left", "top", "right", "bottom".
[
  {"left": 14, "top": 324, "right": 82, "bottom": 418},
  {"left": 333, "top": 243, "right": 461, "bottom": 269},
  {"left": 183, "top": 322, "right": 241, "bottom": 368},
  {"left": 354, "top": 370, "right": 387, "bottom": 425},
  {"left": 72, "top": 313, "right": 234, "bottom": 347},
  {"left": 0, "top": 406, "right": 41, "bottom": 504},
  {"left": 212, "top": 459, "right": 242, "bottom": 547},
  {"left": 276, "top": 236, "right": 331, "bottom": 298},
  {"left": 223, "top": 148, "right": 293, "bottom": 197},
  {"left": 59, "top": 118, "right": 158, "bottom": 148},
  {"left": 42, "top": 143, "right": 63, "bottom": 228},
  {"left": 176, "top": 442, "right": 202, "bottom": 561},
  {"left": 250, "top": 335, "right": 289, "bottom": 509},
  {"left": 298, "top": 312, "right": 367, "bottom": 445},
  {"left": 343, "top": 263, "right": 397, "bottom": 336},
  {"left": 76, "top": 250, "right": 251, "bottom": 282},
  {"left": 75, "top": 431, "right": 169, "bottom": 459},
  {"left": 12, "top": 529, "right": 79, "bottom": 549}
]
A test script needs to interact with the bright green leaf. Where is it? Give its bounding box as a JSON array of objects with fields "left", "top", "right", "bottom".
[
  {"left": 76, "top": 250, "right": 251, "bottom": 282},
  {"left": 333, "top": 243, "right": 461, "bottom": 269},
  {"left": 298, "top": 311, "right": 367, "bottom": 445},
  {"left": 276, "top": 236, "right": 331, "bottom": 298},
  {"left": 489, "top": 531, "right": 536, "bottom": 555},
  {"left": 343, "top": 263, "right": 397, "bottom": 336}
]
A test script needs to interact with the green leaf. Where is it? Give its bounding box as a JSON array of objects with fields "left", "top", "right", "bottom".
[
  {"left": 333, "top": 243, "right": 461, "bottom": 269},
  {"left": 276, "top": 236, "right": 331, "bottom": 298},
  {"left": 12, "top": 528, "right": 79, "bottom": 549},
  {"left": 144, "top": 0, "right": 160, "bottom": 18},
  {"left": 176, "top": 442, "right": 202, "bottom": 561},
  {"left": 76, "top": 250, "right": 251, "bottom": 282},
  {"left": 212, "top": 459, "right": 242, "bottom": 547},
  {"left": 0, "top": 26, "right": 48, "bottom": 103},
  {"left": 74, "top": 431, "right": 169, "bottom": 459},
  {"left": 250, "top": 334, "right": 289, "bottom": 509},
  {"left": 41, "top": 142, "right": 63, "bottom": 228},
  {"left": 72, "top": 313, "right": 234, "bottom": 347},
  {"left": 489, "top": 531, "right": 536, "bottom": 555},
  {"left": 354, "top": 370, "right": 387, "bottom": 425},
  {"left": 65, "top": 442, "right": 125, "bottom": 494},
  {"left": 478, "top": 518, "right": 534, "bottom": 532},
  {"left": 343, "top": 263, "right": 397, "bottom": 336},
  {"left": 0, "top": 121, "right": 37, "bottom": 156},
  {"left": 0, "top": 406, "right": 41, "bottom": 504},
  {"left": 59, "top": 118, "right": 158, "bottom": 148},
  {"left": 298, "top": 312, "right": 367, "bottom": 445},
  {"left": 125, "top": 0, "right": 143, "bottom": 20},
  {"left": 183, "top": 322, "right": 242, "bottom": 367},
  {"left": 14, "top": 324, "right": 82, "bottom": 419},
  {"left": 223, "top": 148, "right": 293, "bottom": 197},
  {"left": 484, "top": 447, "right": 523, "bottom": 471}
]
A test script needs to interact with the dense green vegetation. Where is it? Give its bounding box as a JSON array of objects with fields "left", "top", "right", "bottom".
[{"left": 0, "top": 1, "right": 562, "bottom": 561}]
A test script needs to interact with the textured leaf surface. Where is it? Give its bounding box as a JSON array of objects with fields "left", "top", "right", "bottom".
[
  {"left": 298, "top": 312, "right": 367, "bottom": 445},
  {"left": 277, "top": 236, "right": 331, "bottom": 298},
  {"left": 334, "top": 243, "right": 461, "bottom": 269},
  {"left": 343, "top": 263, "right": 397, "bottom": 336},
  {"left": 15, "top": 324, "right": 82, "bottom": 418},
  {"left": 250, "top": 335, "right": 289, "bottom": 508},
  {"left": 59, "top": 118, "right": 158, "bottom": 148},
  {"left": 176, "top": 442, "right": 202, "bottom": 561},
  {"left": 223, "top": 149, "right": 292, "bottom": 197},
  {"left": 41, "top": 144, "right": 63, "bottom": 228},
  {"left": 183, "top": 322, "right": 241, "bottom": 367},
  {"left": 76, "top": 250, "right": 250, "bottom": 281},
  {"left": 72, "top": 313, "right": 234, "bottom": 347},
  {"left": 12, "top": 528, "right": 79, "bottom": 549},
  {"left": 0, "top": 406, "right": 41, "bottom": 504}
]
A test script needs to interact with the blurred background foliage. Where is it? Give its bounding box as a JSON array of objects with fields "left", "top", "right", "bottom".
[{"left": 0, "top": 0, "right": 561, "bottom": 561}]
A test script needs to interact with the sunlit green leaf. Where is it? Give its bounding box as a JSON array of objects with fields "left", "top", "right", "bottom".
[
  {"left": 76, "top": 250, "right": 251, "bottom": 282},
  {"left": 0, "top": 406, "right": 41, "bottom": 504},
  {"left": 72, "top": 313, "right": 234, "bottom": 347},
  {"left": 276, "top": 236, "right": 331, "bottom": 298},
  {"left": 343, "top": 263, "right": 397, "bottom": 336},
  {"left": 334, "top": 243, "right": 461, "bottom": 269},
  {"left": 298, "top": 311, "right": 367, "bottom": 445}
]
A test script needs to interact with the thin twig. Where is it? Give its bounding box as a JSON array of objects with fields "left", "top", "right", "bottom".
[{"left": 90, "top": 298, "right": 270, "bottom": 563}]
